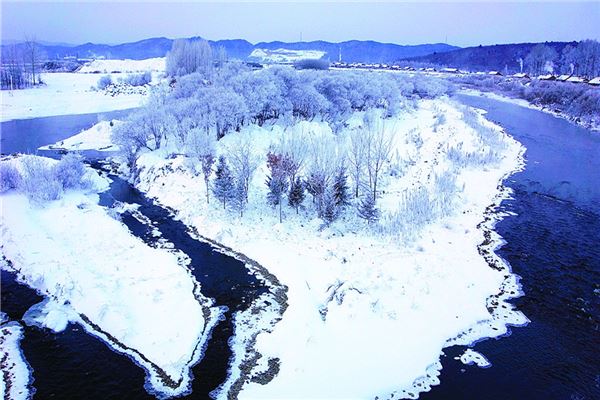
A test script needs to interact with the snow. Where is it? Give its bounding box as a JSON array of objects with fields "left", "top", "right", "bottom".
[
  {"left": 457, "top": 349, "right": 492, "bottom": 368},
  {"left": 0, "top": 72, "right": 148, "bottom": 122},
  {"left": 0, "top": 156, "right": 222, "bottom": 397},
  {"left": 39, "top": 120, "right": 122, "bottom": 152},
  {"left": 23, "top": 299, "right": 79, "bottom": 333},
  {"left": 0, "top": 318, "right": 33, "bottom": 400},
  {"left": 77, "top": 58, "right": 166, "bottom": 74},
  {"left": 132, "top": 98, "right": 528, "bottom": 399},
  {"left": 249, "top": 48, "right": 326, "bottom": 63}
]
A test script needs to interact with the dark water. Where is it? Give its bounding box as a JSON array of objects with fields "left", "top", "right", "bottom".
[
  {"left": 0, "top": 109, "right": 134, "bottom": 155},
  {"left": 421, "top": 95, "right": 600, "bottom": 400},
  {"left": 1, "top": 112, "right": 271, "bottom": 398}
]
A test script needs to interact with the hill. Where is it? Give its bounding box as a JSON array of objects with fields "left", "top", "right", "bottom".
[{"left": 402, "top": 42, "right": 575, "bottom": 73}]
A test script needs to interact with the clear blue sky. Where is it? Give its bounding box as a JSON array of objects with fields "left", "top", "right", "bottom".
[{"left": 2, "top": 1, "right": 599, "bottom": 47}]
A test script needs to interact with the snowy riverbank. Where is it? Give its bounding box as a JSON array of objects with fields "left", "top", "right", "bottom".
[
  {"left": 457, "top": 88, "right": 600, "bottom": 132},
  {"left": 0, "top": 314, "right": 33, "bottom": 400},
  {"left": 0, "top": 155, "right": 222, "bottom": 397},
  {"left": 0, "top": 72, "right": 150, "bottom": 122},
  {"left": 127, "top": 97, "right": 528, "bottom": 399}
]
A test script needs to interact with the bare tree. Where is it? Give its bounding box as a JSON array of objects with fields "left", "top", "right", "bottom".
[
  {"left": 186, "top": 127, "right": 216, "bottom": 204},
  {"left": 365, "top": 117, "right": 392, "bottom": 202},
  {"left": 24, "top": 35, "right": 47, "bottom": 85},
  {"left": 226, "top": 134, "right": 259, "bottom": 202},
  {"left": 347, "top": 128, "right": 367, "bottom": 198}
]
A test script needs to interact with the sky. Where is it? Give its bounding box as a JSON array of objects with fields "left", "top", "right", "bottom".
[{"left": 1, "top": 1, "right": 599, "bottom": 48}]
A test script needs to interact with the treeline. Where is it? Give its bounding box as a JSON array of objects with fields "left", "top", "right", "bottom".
[
  {"left": 524, "top": 40, "right": 600, "bottom": 77},
  {"left": 452, "top": 74, "right": 600, "bottom": 128},
  {"left": 115, "top": 39, "right": 455, "bottom": 227},
  {"left": 1, "top": 38, "right": 47, "bottom": 90}
]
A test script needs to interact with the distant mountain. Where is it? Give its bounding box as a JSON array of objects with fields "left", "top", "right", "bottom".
[
  {"left": 3, "top": 37, "right": 457, "bottom": 64},
  {"left": 402, "top": 42, "right": 576, "bottom": 73}
]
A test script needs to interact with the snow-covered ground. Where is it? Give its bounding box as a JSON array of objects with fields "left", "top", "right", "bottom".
[
  {"left": 0, "top": 156, "right": 222, "bottom": 397},
  {"left": 39, "top": 120, "right": 122, "bottom": 152},
  {"left": 0, "top": 314, "right": 32, "bottom": 400},
  {"left": 458, "top": 348, "right": 492, "bottom": 368},
  {"left": 125, "top": 98, "right": 528, "bottom": 399},
  {"left": 249, "top": 48, "right": 326, "bottom": 63},
  {"left": 0, "top": 73, "right": 149, "bottom": 122},
  {"left": 78, "top": 58, "right": 166, "bottom": 74}
]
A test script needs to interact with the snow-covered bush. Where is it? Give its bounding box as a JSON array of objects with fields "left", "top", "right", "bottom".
[
  {"left": 53, "top": 153, "right": 88, "bottom": 190},
  {"left": 97, "top": 75, "right": 112, "bottom": 90},
  {"left": 381, "top": 171, "right": 461, "bottom": 239},
  {"left": 19, "top": 157, "right": 63, "bottom": 203},
  {"left": 120, "top": 71, "right": 152, "bottom": 86},
  {"left": 0, "top": 162, "right": 22, "bottom": 192}
]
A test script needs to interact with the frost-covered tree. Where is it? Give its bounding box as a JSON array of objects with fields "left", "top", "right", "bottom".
[
  {"left": 525, "top": 44, "right": 558, "bottom": 76},
  {"left": 347, "top": 128, "right": 366, "bottom": 198},
  {"left": 266, "top": 153, "right": 289, "bottom": 223},
  {"left": 288, "top": 177, "right": 305, "bottom": 214},
  {"left": 212, "top": 156, "right": 236, "bottom": 209},
  {"left": 305, "top": 171, "right": 327, "bottom": 214},
  {"left": 333, "top": 167, "right": 351, "bottom": 209},
  {"left": 320, "top": 187, "right": 338, "bottom": 226},
  {"left": 365, "top": 117, "right": 392, "bottom": 201},
  {"left": 226, "top": 135, "right": 259, "bottom": 203},
  {"left": 357, "top": 195, "right": 380, "bottom": 224},
  {"left": 186, "top": 128, "right": 216, "bottom": 204},
  {"left": 166, "top": 38, "right": 213, "bottom": 77},
  {"left": 231, "top": 180, "right": 247, "bottom": 217}
]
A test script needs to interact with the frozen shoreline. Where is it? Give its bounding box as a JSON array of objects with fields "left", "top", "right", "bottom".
[
  {"left": 457, "top": 88, "right": 600, "bottom": 132},
  {"left": 0, "top": 316, "right": 34, "bottom": 400},
  {"left": 130, "top": 98, "right": 528, "bottom": 399},
  {"left": 0, "top": 156, "right": 222, "bottom": 398}
]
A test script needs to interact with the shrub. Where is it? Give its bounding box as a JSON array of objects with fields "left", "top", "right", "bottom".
[
  {"left": 120, "top": 71, "right": 152, "bottom": 86},
  {"left": 19, "top": 157, "right": 63, "bottom": 203},
  {"left": 0, "top": 162, "right": 22, "bottom": 192},
  {"left": 53, "top": 153, "right": 88, "bottom": 190},
  {"left": 97, "top": 75, "right": 113, "bottom": 90}
]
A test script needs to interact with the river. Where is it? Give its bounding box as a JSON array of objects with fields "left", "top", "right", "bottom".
[
  {"left": 421, "top": 94, "right": 600, "bottom": 400},
  {"left": 1, "top": 96, "right": 599, "bottom": 398}
]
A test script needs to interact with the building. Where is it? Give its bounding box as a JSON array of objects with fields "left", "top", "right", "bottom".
[
  {"left": 488, "top": 71, "right": 502, "bottom": 76},
  {"left": 566, "top": 76, "right": 588, "bottom": 83},
  {"left": 537, "top": 74, "right": 556, "bottom": 81},
  {"left": 588, "top": 77, "right": 600, "bottom": 86},
  {"left": 512, "top": 73, "right": 530, "bottom": 79}
]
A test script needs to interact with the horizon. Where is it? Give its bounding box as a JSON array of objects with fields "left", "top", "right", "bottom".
[{"left": 2, "top": 1, "right": 599, "bottom": 48}]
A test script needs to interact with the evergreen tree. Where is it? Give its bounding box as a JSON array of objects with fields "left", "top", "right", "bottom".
[
  {"left": 357, "top": 195, "right": 380, "bottom": 224},
  {"left": 305, "top": 172, "right": 326, "bottom": 215},
  {"left": 288, "top": 177, "right": 306, "bottom": 214},
  {"left": 321, "top": 187, "right": 338, "bottom": 226},
  {"left": 212, "top": 156, "right": 235, "bottom": 209},
  {"left": 266, "top": 172, "right": 288, "bottom": 223},
  {"left": 333, "top": 167, "right": 351, "bottom": 209},
  {"left": 231, "top": 180, "right": 247, "bottom": 217}
]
